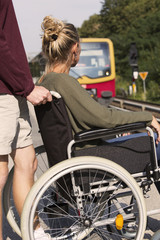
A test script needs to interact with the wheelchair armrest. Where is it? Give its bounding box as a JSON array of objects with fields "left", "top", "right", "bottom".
[{"left": 74, "top": 122, "right": 147, "bottom": 142}]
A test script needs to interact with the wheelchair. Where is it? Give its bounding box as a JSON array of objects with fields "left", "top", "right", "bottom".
[{"left": 3, "top": 91, "right": 160, "bottom": 240}]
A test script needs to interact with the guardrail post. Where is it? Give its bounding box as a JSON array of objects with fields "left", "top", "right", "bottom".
[
  {"left": 120, "top": 100, "right": 123, "bottom": 109},
  {"left": 142, "top": 105, "right": 145, "bottom": 111}
]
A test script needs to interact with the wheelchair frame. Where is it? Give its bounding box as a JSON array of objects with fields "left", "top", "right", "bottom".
[{"left": 3, "top": 92, "right": 160, "bottom": 240}]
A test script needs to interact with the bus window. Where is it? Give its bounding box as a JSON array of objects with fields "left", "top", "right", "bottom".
[{"left": 70, "top": 42, "right": 111, "bottom": 79}]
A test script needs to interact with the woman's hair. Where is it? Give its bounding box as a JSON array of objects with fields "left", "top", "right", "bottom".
[{"left": 41, "top": 16, "right": 79, "bottom": 69}]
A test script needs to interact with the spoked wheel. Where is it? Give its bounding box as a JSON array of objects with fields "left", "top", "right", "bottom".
[
  {"left": 21, "top": 156, "right": 147, "bottom": 240},
  {"left": 2, "top": 167, "right": 21, "bottom": 237},
  {"left": 2, "top": 145, "right": 48, "bottom": 237}
]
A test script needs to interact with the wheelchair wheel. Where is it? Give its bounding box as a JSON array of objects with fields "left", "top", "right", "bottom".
[
  {"left": 34, "top": 144, "right": 49, "bottom": 179},
  {"left": 21, "top": 156, "right": 147, "bottom": 240},
  {"left": 2, "top": 145, "right": 48, "bottom": 237},
  {"left": 2, "top": 167, "right": 21, "bottom": 237}
]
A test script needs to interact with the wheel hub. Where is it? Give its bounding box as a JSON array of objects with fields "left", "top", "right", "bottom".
[{"left": 83, "top": 218, "right": 92, "bottom": 227}]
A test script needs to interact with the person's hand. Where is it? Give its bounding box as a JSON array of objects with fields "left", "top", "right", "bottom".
[
  {"left": 151, "top": 116, "right": 160, "bottom": 144},
  {"left": 26, "top": 86, "right": 52, "bottom": 105}
]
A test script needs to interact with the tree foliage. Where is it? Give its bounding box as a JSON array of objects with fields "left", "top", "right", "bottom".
[
  {"left": 78, "top": 0, "right": 160, "bottom": 98},
  {"left": 78, "top": 14, "right": 101, "bottom": 38}
]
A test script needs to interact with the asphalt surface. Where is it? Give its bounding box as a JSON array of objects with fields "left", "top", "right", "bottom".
[{"left": 3, "top": 103, "right": 160, "bottom": 240}]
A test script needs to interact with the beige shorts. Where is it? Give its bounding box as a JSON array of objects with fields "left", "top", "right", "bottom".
[{"left": 0, "top": 94, "right": 33, "bottom": 155}]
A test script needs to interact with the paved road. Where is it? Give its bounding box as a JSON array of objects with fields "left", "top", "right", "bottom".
[{"left": 3, "top": 103, "right": 160, "bottom": 239}]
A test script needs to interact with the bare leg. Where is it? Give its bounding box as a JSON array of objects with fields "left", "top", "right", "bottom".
[
  {"left": 12, "top": 146, "right": 51, "bottom": 238},
  {"left": 11, "top": 145, "right": 37, "bottom": 216},
  {"left": 0, "top": 156, "right": 8, "bottom": 240}
]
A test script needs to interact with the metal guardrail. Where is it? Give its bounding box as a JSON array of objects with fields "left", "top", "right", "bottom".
[
  {"left": 109, "top": 98, "right": 160, "bottom": 122},
  {"left": 112, "top": 98, "right": 160, "bottom": 112}
]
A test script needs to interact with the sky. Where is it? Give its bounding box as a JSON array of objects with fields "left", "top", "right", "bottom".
[{"left": 13, "top": 0, "right": 102, "bottom": 58}]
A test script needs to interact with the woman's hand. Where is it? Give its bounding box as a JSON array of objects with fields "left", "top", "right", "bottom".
[{"left": 151, "top": 116, "right": 160, "bottom": 144}]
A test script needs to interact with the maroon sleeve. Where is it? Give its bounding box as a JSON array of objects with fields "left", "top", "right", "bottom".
[{"left": 0, "top": 0, "right": 34, "bottom": 97}]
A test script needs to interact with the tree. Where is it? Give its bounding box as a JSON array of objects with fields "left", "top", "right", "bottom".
[
  {"left": 78, "top": 14, "right": 101, "bottom": 38},
  {"left": 99, "top": 0, "right": 160, "bottom": 85},
  {"left": 78, "top": 0, "right": 160, "bottom": 100}
]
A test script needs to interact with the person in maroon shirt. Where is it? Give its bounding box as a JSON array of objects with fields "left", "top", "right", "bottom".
[{"left": 0, "top": 0, "right": 52, "bottom": 239}]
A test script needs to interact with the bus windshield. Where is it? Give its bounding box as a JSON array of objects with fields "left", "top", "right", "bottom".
[{"left": 70, "top": 41, "right": 111, "bottom": 79}]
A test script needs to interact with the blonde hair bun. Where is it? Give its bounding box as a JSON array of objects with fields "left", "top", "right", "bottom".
[
  {"left": 41, "top": 16, "right": 64, "bottom": 42},
  {"left": 41, "top": 15, "right": 79, "bottom": 69}
]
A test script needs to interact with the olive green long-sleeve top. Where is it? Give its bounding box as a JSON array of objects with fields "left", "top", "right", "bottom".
[{"left": 37, "top": 72, "right": 152, "bottom": 135}]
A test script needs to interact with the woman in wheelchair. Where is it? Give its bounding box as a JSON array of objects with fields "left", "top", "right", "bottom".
[
  {"left": 37, "top": 16, "right": 160, "bottom": 154},
  {"left": 34, "top": 16, "right": 160, "bottom": 240}
]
